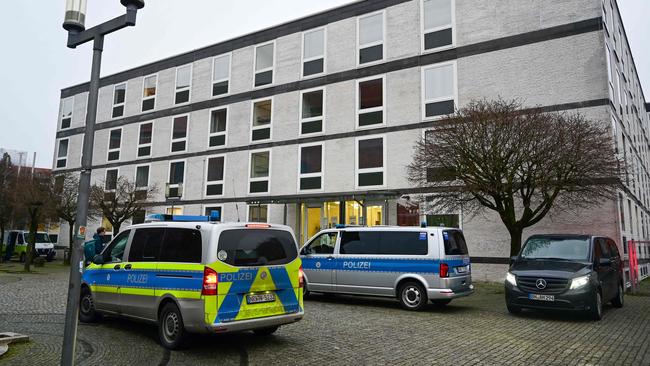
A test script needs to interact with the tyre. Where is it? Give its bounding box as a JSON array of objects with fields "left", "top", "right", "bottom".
[
  {"left": 19, "top": 252, "right": 26, "bottom": 263},
  {"left": 158, "top": 303, "right": 189, "bottom": 350},
  {"left": 588, "top": 290, "right": 603, "bottom": 321},
  {"left": 398, "top": 281, "right": 428, "bottom": 311},
  {"left": 253, "top": 326, "right": 279, "bottom": 336},
  {"left": 611, "top": 283, "right": 624, "bottom": 308},
  {"left": 79, "top": 288, "right": 101, "bottom": 323},
  {"left": 506, "top": 303, "right": 522, "bottom": 314},
  {"left": 432, "top": 299, "right": 451, "bottom": 307},
  {"left": 303, "top": 281, "right": 310, "bottom": 298}
]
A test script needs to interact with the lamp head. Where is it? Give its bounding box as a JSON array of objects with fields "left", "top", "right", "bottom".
[
  {"left": 62, "top": 0, "right": 87, "bottom": 33},
  {"left": 121, "top": 0, "right": 145, "bottom": 10}
]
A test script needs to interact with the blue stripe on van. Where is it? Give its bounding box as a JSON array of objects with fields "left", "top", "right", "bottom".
[
  {"left": 268, "top": 267, "right": 301, "bottom": 313},
  {"left": 302, "top": 257, "right": 468, "bottom": 274},
  {"left": 83, "top": 269, "right": 203, "bottom": 291}
]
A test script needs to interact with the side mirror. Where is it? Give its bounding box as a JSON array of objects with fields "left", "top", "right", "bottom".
[
  {"left": 599, "top": 257, "right": 612, "bottom": 267},
  {"left": 510, "top": 256, "right": 518, "bottom": 265},
  {"left": 92, "top": 254, "right": 104, "bottom": 265}
]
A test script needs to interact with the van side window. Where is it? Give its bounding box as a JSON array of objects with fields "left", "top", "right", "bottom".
[
  {"left": 340, "top": 231, "right": 380, "bottom": 255},
  {"left": 160, "top": 228, "right": 202, "bottom": 263},
  {"left": 607, "top": 240, "right": 620, "bottom": 258},
  {"left": 104, "top": 230, "right": 131, "bottom": 263},
  {"left": 128, "top": 228, "right": 164, "bottom": 262},
  {"left": 379, "top": 232, "right": 428, "bottom": 255},
  {"left": 596, "top": 238, "right": 610, "bottom": 259},
  {"left": 17, "top": 234, "right": 24, "bottom": 245},
  {"left": 443, "top": 230, "right": 468, "bottom": 255},
  {"left": 304, "top": 232, "right": 337, "bottom": 255}
]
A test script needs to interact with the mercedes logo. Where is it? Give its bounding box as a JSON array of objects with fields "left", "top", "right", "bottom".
[
  {"left": 536, "top": 279, "right": 547, "bottom": 290},
  {"left": 260, "top": 272, "right": 267, "bottom": 280}
]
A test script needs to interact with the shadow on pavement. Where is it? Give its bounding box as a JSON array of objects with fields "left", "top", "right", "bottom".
[{"left": 305, "top": 293, "right": 473, "bottom": 314}]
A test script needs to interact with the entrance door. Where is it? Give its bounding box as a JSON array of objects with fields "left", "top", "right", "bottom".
[
  {"left": 366, "top": 205, "right": 383, "bottom": 227},
  {"left": 301, "top": 204, "right": 323, "bottom": 244}
]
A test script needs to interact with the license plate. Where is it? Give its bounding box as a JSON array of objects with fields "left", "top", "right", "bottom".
[
  {"left": 529, "top": 294, "right": 555, "bottom": 302},
  {"left": 456, "top": 266, "right": 469, "bottom": 274},
  {"left": 246, "top": 293, "right": 276, "bottom": 304}
]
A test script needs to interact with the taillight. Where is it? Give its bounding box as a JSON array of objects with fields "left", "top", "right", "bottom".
[
  {"left": 202, "top": 267, "right": 218, "bottom": 296},
  {"left": 298, "top": 266, "right": 304, "bottom": 288},
  {"left": 440, "top": 263, "right": 449, "bottom": 278}
]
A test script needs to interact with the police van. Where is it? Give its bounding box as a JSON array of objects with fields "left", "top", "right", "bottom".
[
  {"left": 80, "top": 213, "right": 304, "bottom": 349},
  {"left": 300, "top": 226, "right": 473, "bottom": 310},
  {"left": 2, "top": 230, "right": 56, "bottom": 262}
]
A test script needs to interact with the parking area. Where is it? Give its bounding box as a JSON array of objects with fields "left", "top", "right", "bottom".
[{"left": 0, "top": 262, "right": 649, "bottom": 366}]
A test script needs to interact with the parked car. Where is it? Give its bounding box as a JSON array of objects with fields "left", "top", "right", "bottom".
[
  {"left": 300, "top": 225, "right": 473, "bottom": 310},
  {"left": 2, "top": 230, "right": 56, "bottom": 262},
  {"left": 505, "top": 234, "right": 624, "bottom": 320}
]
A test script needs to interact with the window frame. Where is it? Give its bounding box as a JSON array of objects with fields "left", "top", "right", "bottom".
[
  {"left": 356, "top": 10, "right": 386, "bottom": 67},
  {"left": 106, "top": 127, "right": 122, "bottom": 162},
  {"left": 301, "top": 27, "right": 327, "bottom": 79},
  {"left": 421, "top": 61, "right": 458, "bottom": 121},
  {"left": 111, "top": 82, "right": 127, "bottom": 119},
  {"left": 247, "top": 204, "right": 269, "bottom": 223},
  {"left": 174, "top": 64, "right": 193, "bottom": 105},
  {"left": 202, "top": 205, "right": 223, "bottom": 221},
  {"left": 134, "top": 164, "right": 151, "bottom": 190},
  {"left": 167, "top": 159, "right": 187, "bottom": 198},
  {"left": 420, "top": 0, "right": 456, "bottom": 53},
  {"left": 250, "top": 97, "right": 274, "bottom": 143},
  {"left": 60, "top": 96, "right": 74, "bottom": 130},
  {"left": 136, "top": 121, "right": 154, "bottom": 159},
  {"left": 356, "top": 75, "right": 386, "bottom": 129},
  {"left": 170, "top": 114, "right": 189, "bottom": 154},
  {"left": 207, "top": 106, "right": 229, "bottom": 149},
  {"left": 253, "top": 40, "right": 276, "bottom": 88},
  {"left": 211, "top": 53, "right": 232, "bottom": 97},
  {"left": 141, "top": 73, "right": 158, "bottom": 112},
  {"left": 355, "top": 134, "right": 386, "bottom": 189},
  {"left": 56, "top": 138, "right": 69, "bottom": 169},
  {"left": 204, "top": 154, "right": 226, "bottom": 198},
  {"left": 105, "top": 168, "right": 119, "bottom": 192},
  {"left": 248, "top": 149, "right": 272, "bottom": 195},
  {"left": 297, "top": 142, "right": 325, "bottom": 193},
  {"left": 299, "top": 87, "right": 326, "bottom": 136}
]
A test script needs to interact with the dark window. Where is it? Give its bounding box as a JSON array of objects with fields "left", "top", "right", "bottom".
[
  {"left": 300, "top": 145, "right": 322, "bottom": 175},
  {"left": 607, "top": 240, "right": 620, "bottom": 258},
  {"left": 128, "top": 228, "right": 164, "bottom": 262},
  {"left": 135, "top": 166, "right": 149, "bottom": 188},
  {"left": 210, "top": 108, "right": 227, "bottom": 144},
  {"left": 443, "top": 230, "right": 468, "bottom": 255},
  {"left": 103, "top": 230, "right": 130, "bottom": 263},
  {"left": 358, "top": 138, "right": 383, "bottom": 169},
  {"left": 169, "top": 162, "right": 185, "bottom": 184},
  {"left": 303, "top": 232, "right": 337, "bottom": 255},
  {"left": 105, "top": 170, "right": 118, "bottom": 190},
  {"left": 359, "top": 45, "right": 383, "bottom": 64},
  {"left": 380, "top": 232, "right": 428, "bottom": 255},
  {"left": 159, "top": 228, "right": 202, "bottom": 263},
  {"left": 217, "top": 229, "right": 297, "bottom": 266},
  {"left": 206, "top": 156, "right": 224, "bottom": 196},
  {"left": 340, "top": 231, "right": 380, "bottom": 254},
  {"left": 596, "top": 238, "right": 611, "bottom": 259},
  {"left": 424, "top": 28, "right": 453, "bottom": 50},
  {"left": 132, "top": 210, "right": 146, "bottom": 225},
  {"left": 359, "top": 79, "right": 383, "bottom": 110},
  {"left": 204, "top": 206, "right": 222, "bottom": 221},
  {"left": 303, "top": 59, "right": 324, "bottom": 76},
  {"left": 139, "top": 123, "right": 152, "bottom": 145},
  {"left": 302, "top": 90, "right": 323, "bottom": 119},
  {"left": 142, "top": 98, "right": 155, "bottom": 111}
]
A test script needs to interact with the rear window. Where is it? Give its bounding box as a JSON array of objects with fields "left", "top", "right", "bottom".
[
  {"left": 217, "top": 229, "right": 298, "bottom": 266},
  {"left": 443, "top": 230, "right": 468, "bottom": 256},
  {"left": 159, "top": 228, "right": 203, "bottom": 263},
  {"left": 340, "top": 231, "right": 428, "bottom": 255}
]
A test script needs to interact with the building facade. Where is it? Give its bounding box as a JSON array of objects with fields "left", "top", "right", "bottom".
[{"left": 53, "top": 0, "right": 650, "bottom": 281}]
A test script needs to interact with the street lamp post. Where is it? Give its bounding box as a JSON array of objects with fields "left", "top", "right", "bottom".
[{"left": 60, "top": 1, "right": 144, "bottom": 365}]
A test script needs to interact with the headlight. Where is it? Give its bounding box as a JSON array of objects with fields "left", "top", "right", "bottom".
[
  {"left": 570, "top": 275, "right": 590, "bottom": 290},
  {"left": 506, "top": 272, "right": 517, "bottom": 286}
]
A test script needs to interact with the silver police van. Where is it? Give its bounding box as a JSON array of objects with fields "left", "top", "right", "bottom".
[{"left": 300, "top": 226, "right": 473, "bottom": 310}]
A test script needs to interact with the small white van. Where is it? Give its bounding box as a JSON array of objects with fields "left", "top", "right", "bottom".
[{"left": 2, "top": 230, "right": 56, "bottom": 262}]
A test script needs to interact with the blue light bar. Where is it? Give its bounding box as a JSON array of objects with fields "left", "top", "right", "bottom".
[{"left": 145, "top": 213, "right": 220, "bottom": 223}]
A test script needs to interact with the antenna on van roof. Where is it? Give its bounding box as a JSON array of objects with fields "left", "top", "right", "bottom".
[{"left": 232, "top": 177, "right": 241, "bottom": 222}]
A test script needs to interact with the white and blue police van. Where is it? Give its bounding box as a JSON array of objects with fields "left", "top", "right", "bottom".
[{"left": 299, "top": 225, "right": 473, "bottom": 310}]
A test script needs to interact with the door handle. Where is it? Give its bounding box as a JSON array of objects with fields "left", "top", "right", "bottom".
[
  {"left": 113, "top": 264, "right": 121, "bottom": 270},
  {"left": 124, "top": 264, "right": 132, "bottom": 270}
]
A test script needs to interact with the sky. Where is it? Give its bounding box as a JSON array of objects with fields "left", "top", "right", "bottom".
[{"left": 0, "top": 0, "right": 648, "bottom": 168}]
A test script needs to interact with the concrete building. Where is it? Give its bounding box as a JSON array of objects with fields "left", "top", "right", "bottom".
[{"left": 53, "top": 0, "right": 650, "bottom": 282}]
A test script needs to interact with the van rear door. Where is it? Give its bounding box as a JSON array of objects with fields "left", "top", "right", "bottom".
[
  {"left": 441, "top": 230, "right": 472, "bottom": 292},
  {"left": 211, "top": 227, "right": 301, "bottom": 323}
]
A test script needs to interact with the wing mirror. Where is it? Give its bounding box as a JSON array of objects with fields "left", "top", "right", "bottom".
[
  {"left": 510, "top": 256, "right": 518, "bottom": 265},
  {"left": 599, "top": 257, "right": 612, "bottom": 267},
  {"left": 92, "top": 254, "right": 105, "bottom": 265}
]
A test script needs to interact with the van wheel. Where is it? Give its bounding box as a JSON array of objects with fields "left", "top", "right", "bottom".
[
  {"left": 19, "top": 252, "right": 26, "bottom": 263},
  {"left": 158, "top": 303, "right": 189, "bottom": 350},
  {"left": 398, "top": 281, "right": 428, "bottom": 311},
  {"left": 589, "top": 291, "right": 603, "bottom": 321},
  {"left": 79, "top": 288, "right": 100, "bottom": 323},
  {"left": 253, "top": 326, "right": 279, "bottom": 336},
  {"left": 611, "top": 283, "right": 624, "bottom": 308}
]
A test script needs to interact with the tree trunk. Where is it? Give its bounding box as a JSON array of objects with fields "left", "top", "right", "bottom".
[
  {"left": 508, "top": 227, "right": 523, "bottom": 257},
  {"left": 24, "top": 218, "right": 38, "bottom": 272},
  {"left": 0, "top": 225, "right": 4, "bottom": 263},
  {"left": 65, "top": 221, "right": 74, "bottom": 266},
  {"left": 113, "top": 223, "right": 121, "bottom": 235}
]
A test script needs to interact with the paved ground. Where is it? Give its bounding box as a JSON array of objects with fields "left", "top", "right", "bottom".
[{"left": 0, "top": 261, "right": 649, "bottom": 365}]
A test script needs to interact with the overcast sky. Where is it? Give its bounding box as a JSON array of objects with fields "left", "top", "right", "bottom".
[{"left": 0, "top": 0, "right": 648, "bottom": 168}]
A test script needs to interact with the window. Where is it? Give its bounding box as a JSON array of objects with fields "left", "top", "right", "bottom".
[
  {"left": 249, "top": 150, "right": 270, "bottom": 194},
  {"left": 204, "top": 206, "right": 222, "bottom": 221},
  {"left": 217, "top": 228, "right": 298, "bottom": 266},
  {"left": 206, "top": 156, "right": 225, "bottom": 197},
  {"left": 248, "top": 205, "right": 268, "bottom": 223},
  {"left": 340, "top": 231, "right": 428, "bottom": 255},
  {"left": 300, "top": 89, "right": 325, "bottom": 135},
  {"left": 168, "top": 160, "right": 185, "bottom": 198},
  {"left": 422, "top": 0, "right": 454, "bottom": 51},
  {"left": 171, "top": 115, "right": 188, "bottom": 153},
  {"left": 112, "top": 83, "right": 126, "bottom": 118},
  {"left": 209, "top": 108, "right": 227, "bottom": 148},
  {"left": 303, "top": 28, "right": 326, "bottom": 77},
  {"left": 105, "top": 169, "right": 118, "bottom": 191},
  {"left": 358, "top": 12, "right": 384, "bottom": 65},
  {"left": 299, "top": 144, "right": 323, "bottom": 191},
  {"left": 422, "top": 62, "right": 456, "bottom": 118},
  {"left": 128, "top": 228, "right": 164, "bottom": 262},
  {"left": 56, "top": 139, "right": 69, "bottom": 168},
  {"left": 61, "top": 97, "right": 73, "bottom": 129},
  {"left": 135, "top": 165, "right": 149, "bottom": 189},
  {"left": 212, "top": 54, "right": 231, "bottom": 96},
  {"left": 175, "top": 64, "right": 192, "bottom": 104},
  {"left": 443, "top": 230, "right": 468, "bottom": 255},
  {"left": 303, "top": 232, "right": 338, "bottom": 255},
  {"left": 142, "top": 74, "right": 157, "bottom": 111},
  {"left": 254, "top": 42, "right": 274, "bottom": 87},
  {"left": 132, "top": 210, "right": 146, "bottom": 225},
  {"left": 356, "top": 136, "right": 385, "bottom": 188},
  {"left": 357, "top": 76, "right": 385, "bottom": 127},
  {"left": 251, "top": 99, "right": 272, "bottom": 142},
  {"left": 160, "top": 228, "right": 202, "bottom": 263},
  {"left": 137, "top": 122, "right": 153, "bottom": 158},
  {"left": 103, "top": 230, "right": 130, "bottom": 263},
  {"left": 606, "top": 45, "right": 614, "bottom": 99},
  {"left": 107, "top": 128, "right": 122, "bottom": 161}
]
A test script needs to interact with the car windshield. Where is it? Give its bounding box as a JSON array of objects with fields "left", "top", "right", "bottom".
[
  {"left": 25, "top": 233, "right": 51, "bottom": 243},
  {"left": 520, "top": 237, "right": 590, "bottom": 261}
]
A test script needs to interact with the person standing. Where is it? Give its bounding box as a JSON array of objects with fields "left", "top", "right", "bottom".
[{"left": 84, "top": 227, "right": 106, "bottom": 265}]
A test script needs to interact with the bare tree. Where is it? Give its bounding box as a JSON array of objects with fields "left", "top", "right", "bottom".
[
  {"left": 408, "top": 99, "right": 622, "bottom": 256},
  {"left": 89, "top": 176, "right": 157, "bottom": 234},
  {"left": 0, "top": 153, "right": 15, "bottom": 260},
  {"left": 54, "top": 173, "right": 88, "bottom": 265}
]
